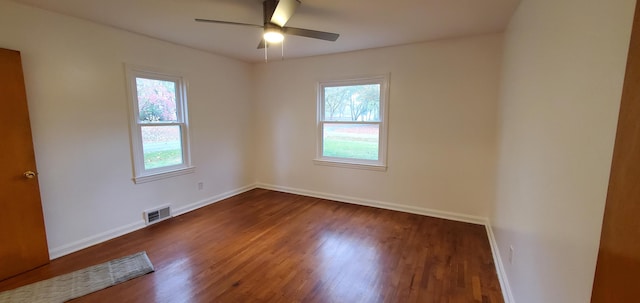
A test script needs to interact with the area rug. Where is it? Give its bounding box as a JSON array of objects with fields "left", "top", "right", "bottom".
[{"left": 0, "top": 251, "right": 154, "bottom": 303}]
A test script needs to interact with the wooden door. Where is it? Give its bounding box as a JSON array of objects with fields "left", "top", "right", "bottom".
[
  {"left": 0, "top": 48, "right": 49, "bottom": 281},
  {"left": 591, "top": 2, "right": 640, "bottom": 302}
]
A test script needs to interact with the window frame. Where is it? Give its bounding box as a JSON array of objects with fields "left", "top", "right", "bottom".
[
  {"left": 125, "top": 64, "right": 194, "bottom": 184},
  {"left": 314, "top": 74, "right": 390, "bottom": 171}
]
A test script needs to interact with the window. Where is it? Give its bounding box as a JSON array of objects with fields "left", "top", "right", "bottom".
[
  {"left": 315, "top": 75, "right": 389, "bottom": 170},
  {"left": 126, "top": 65, "right": 193, "bottom": 183}
]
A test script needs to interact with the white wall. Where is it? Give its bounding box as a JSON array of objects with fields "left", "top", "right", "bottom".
[
  {"left": 254, "top": 35, "right": 503, "bottom": 219},
  {"left": 7, "top": 3, "right": 633, "bottom": 301},
  {"left": 0, "top": 1, "right": 255, "bottom": 258},
  {"left": 492, "top": 0, "right": 635, "bottom": 302}
]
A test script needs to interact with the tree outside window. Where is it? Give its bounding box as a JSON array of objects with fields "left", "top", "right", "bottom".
[
  {"left": 316, "top": 75, "right": 389, "bottom": 170},
  {"left": 126, "top": 65, "right": 193, "bottom": 183}
]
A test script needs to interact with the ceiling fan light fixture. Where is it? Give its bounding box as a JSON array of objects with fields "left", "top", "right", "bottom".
[{"left": 264, "top": 28, "right": 284, "bottom": 43}]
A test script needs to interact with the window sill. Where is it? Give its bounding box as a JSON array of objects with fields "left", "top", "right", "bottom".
[
  {"left": 313, "top": 159, "right": 387, "bottom": 171},
  {"left": 133, "top": 166, "right": 196, "bottom": 184}
]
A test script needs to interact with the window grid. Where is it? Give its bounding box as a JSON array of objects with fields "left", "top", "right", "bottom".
[
  {"left": 126, "top": 65, "right": 193, "bottom": 183},
  {"left": 315, "top": 75, "right": 389, "bottom": 170}
]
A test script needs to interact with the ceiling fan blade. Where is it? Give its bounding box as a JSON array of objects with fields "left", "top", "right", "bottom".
[
  {"left": 257, "top": 39, "right": 266, "bottom": 49},
  {"left": 284, "top": 27, "right": 340, "bottom": 41},
  {"left": 270, "top": 0, "right": 300, "bottom": 27},
  {"left": 195, "top": 18, "right": 262, "bottom": 28}
]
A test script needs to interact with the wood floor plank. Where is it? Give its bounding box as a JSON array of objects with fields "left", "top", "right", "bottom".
[{"left": 0, "top": 189, "right": 504, "bottom": 302}]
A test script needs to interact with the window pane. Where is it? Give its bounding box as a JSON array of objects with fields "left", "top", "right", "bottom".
[
  {"left": 141, "top": 125, "right": 183, "bottom": 169},
  {"left": 323, "top": 123, "right": 379, "bottom": 160},
  {"left": 324, "top": 84, "right": 380, "bottom": 122},
  {"left": 136, "top": 77, "right": 178, "bottom": 122}
]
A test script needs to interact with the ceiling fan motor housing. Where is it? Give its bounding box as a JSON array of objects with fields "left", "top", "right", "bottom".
[{"left": 195, "top": 0, "right": 338, "bottom": 50}]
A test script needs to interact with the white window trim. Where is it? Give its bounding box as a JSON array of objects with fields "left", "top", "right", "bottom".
[
  {"left": 314, "top": 74, "right": 390, "bottom": 171},
  {"left": 125, "top": 64, "right": 194, "bottom": 184}
]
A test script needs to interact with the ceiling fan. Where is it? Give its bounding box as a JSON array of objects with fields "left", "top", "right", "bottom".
[{"left": 195, "top": 0, "right": 339, "bottom": 49}]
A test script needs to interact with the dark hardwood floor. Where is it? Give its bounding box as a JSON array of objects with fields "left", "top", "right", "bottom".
[{"left": 0, "top": 189, "right": 503, "bottom": 303}]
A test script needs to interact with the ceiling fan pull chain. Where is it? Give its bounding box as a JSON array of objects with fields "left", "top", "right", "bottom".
[
  {"left": 195, "top": 0, "right": 339, "bottom": 61},
  {"left": 281, "top": 39, "right": 285, "bottom": 61},
  {"left": 265, "top": 41, "right": 268, "bottom": 62}
]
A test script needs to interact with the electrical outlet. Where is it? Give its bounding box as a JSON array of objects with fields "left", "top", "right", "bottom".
[
  {"left": 197, "top": 181, "right": 204, "bottom": 190},
  {"left": 509, "top": 245, "right": 514, "bottom": 264}
]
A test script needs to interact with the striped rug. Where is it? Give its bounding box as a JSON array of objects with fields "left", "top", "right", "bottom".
[{"left": 0, "top": 251, "right": 154, "bottom": 303}]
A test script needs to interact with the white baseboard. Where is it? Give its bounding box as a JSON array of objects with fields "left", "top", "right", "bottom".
[
  {"left": 172, "top": 184, "right": 256, "bottom": 216},
  {"left": 255, "top": 182, "right": 487, "bottom": 225},
  {"left": 48, "top": 220, "right": 146, "bottom": 259},
  {"left": 485, "top": 222, "right": 515, "bottom": 303},
  {"left": 48, "top": 183, "right": 257, "bottom": 260}
]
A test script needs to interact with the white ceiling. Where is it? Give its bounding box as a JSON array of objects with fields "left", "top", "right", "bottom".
[{"left": 13, "top": 0, "right": 520, "bottom": 63}]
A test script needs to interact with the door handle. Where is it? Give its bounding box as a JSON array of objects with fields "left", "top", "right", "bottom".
[{"left": 24, "top": 171, "right": 37, "bottom": 179}]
